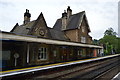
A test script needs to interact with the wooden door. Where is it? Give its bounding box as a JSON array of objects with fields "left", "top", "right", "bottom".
[{"left": 60, "top": 47, "right": 69, "bottom": 62}]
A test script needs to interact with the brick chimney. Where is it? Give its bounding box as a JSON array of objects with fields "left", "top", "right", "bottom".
[
  {"left": 62, "top": 10, "right": 67, "bottom": 30},
  {"left": 24, "top": 9, "right": 31, "bottom": 24}
]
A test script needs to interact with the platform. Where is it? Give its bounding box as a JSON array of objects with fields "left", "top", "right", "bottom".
[
  {"left": 0, "top": 54, "right": 120, "bottom": 78},
  {"left": 112, "top": 72, "right": 120, "bottom": 80}
]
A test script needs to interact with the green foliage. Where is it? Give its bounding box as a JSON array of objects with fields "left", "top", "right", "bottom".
[
  {"left": 99, "top": 28, "right": 119, "bottom": 55},
  {"left": 92, "top": 39, "right": 99, "bottom": 45},
  {"left": 117, "top": 38, "right": 120, "bottom": 53},
  {"left": 104, "top": 27, "right": 117, "bottom": 36}
]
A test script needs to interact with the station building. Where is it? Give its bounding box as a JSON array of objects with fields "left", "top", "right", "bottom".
[{"left": 0, "top": 6, "right": 103, "bottom": 70}]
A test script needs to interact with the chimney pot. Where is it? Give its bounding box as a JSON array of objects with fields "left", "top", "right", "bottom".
[
  {"left": 24, "top": 9, "right": 31, "bottom": 24},
  {"left": 62, "top": 10, "right": 67, "bottom": 18},
  {"left": 67, "top": 6, "right": 72, "bottom": 18},
  {"left": 26, "top": 9, "right": 28, "bottom": 12}
]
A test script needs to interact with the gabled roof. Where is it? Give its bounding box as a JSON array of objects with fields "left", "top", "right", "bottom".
[
  {"left": 66, "top": 11, "right": 85, "bottom": 30},
  {"left": 53, "top": 11, "right": 91, "bottom": 32},
  {"left": 11, "top": 12, "right": 50, "bottom": 36},
  {"left": 10, "top": 12, "right": 67, "bottom": 41},
  {"left": 11, "top": 20, "right": 36, "bottom": 35},
  {"left": 49, "top": 28, "right": 69, "bottom": 41},
  {"left": 28, "top": 12, "right": 48, "bottom": 35},
  {"left": 10, "top": 9, "right": 91, "bottom": 42},
  {"left": 11, "top": 23, "right": 19, "bottom": 32},
  {"left": 53, "top": 19, "right": 62, "bottom": 31}
]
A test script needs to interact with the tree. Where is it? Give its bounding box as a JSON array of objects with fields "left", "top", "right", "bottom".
[
  {"left": 99, "top": 28, "right": 119, "bottom": 55},
  {"left": 104, "top": 27, "right": 117, "bottom": 36},
  {"left": 116, "top": 37, "right": 120, "bottom": 53},
  {"left": 92, "top": 39, "right": 99, "bottom": 45}
]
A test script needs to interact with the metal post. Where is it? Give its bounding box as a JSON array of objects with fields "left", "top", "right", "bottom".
[
  {"left": 14, "top": 53, "right": 19, "bottom": 67},
  {"left": 15, "top": 58, "right": 17, "bottom": 67},
  {"left": 27, "top": 44, "right": 29, "bottom": 63}
]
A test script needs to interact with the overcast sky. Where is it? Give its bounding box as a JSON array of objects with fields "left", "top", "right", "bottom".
[{"left": 0, "top": 0, "right": 119, "bottom": 39}]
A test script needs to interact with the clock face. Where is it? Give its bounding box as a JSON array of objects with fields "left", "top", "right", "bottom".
[{"left": 39, "top": 29, "right": 45, "bottom": 36}]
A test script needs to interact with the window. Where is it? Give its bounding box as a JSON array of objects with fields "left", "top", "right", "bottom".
[
  {"left": 53, "top": 50, "right": 57, "bottom": 57},
  {"left": 82, "top": 26, "right": 85, "bottom": 33},
  {"left": 0, "top": 51, "right": 11, "bottom": 60},
  {"left": 38, "top": 47, "right": 47, "bottom": 60},
  {"left": 81, "top": 36, "right": 86, "bottom": 43},
  {"left": 77, "top": 50, "right": 80, "bottom": 55}
]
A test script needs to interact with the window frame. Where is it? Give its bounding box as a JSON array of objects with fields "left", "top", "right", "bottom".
[
  {"left": 81, "top": 36, "right": 86, "bottom": 43},
  {"left": 38, "top": 47, "right": 47, "bottom": 60}
]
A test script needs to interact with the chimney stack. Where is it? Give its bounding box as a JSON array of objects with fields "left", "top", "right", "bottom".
[
  {"left": 62, "top": 10, "right": 67, "bottom": 30},
  {"left": 61, "top": 6, "right": 72, "bottom": 30},
  {"left": 24, "top": 9, "right": 31, "bottom": 24}
]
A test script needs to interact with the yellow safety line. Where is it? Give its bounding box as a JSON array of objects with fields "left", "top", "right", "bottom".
[
  {"left": 0, "top": 59, "right": 91, "bottom": 73},
  {"left": 0, "top": 54, "right": 119, "bottom": 74},
  {"left": 0, "top": 62, "right": 63, "bottom": 73}
]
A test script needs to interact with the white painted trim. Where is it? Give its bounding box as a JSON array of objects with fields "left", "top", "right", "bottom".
[
  {"left": 0, "top": 32, "right": 103, "bottom": 48},
  {"left": 27, "top": 44, "right": 29, "bottom": 63}
]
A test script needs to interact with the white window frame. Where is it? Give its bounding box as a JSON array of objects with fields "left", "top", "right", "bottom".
[
  {"left": 38, "top": 47, "right": 47, "bottom": 60},
  {"left": 81, "top": 36, "right": 86, "bottom": 43}
]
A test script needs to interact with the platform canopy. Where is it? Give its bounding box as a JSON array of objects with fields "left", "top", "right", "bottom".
[{"left": 0, "top": 31, "right": 103, "bottom": 49}]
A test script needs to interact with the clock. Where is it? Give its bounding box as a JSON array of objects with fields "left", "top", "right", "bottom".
[{"left": 39, "top": 29, "right": 45, "bottom": 36}]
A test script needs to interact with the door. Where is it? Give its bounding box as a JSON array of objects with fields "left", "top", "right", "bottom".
[{"left": 60, "top": 46, "right": 69, "bottom": 62}]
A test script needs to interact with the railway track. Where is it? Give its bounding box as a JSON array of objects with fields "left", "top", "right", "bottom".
[
  {"left": 33, "top": 56, "right": 120, "bottom": 80},
  {"left": 93, "top": 64, "right": 120, "bottom": 80},
  {"left": 2, "top": 55, "right": 120, "bottom": 80},
  {"left": 74, "top": 58, "right": 119, "bottom": 80}
]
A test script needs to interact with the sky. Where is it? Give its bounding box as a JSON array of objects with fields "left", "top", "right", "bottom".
[
  {"left": 118, "top": 1, "right": 120, "bottom": 37},
  {"left": 0, "top": 0, "right": 119, "bottom": 39}
]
